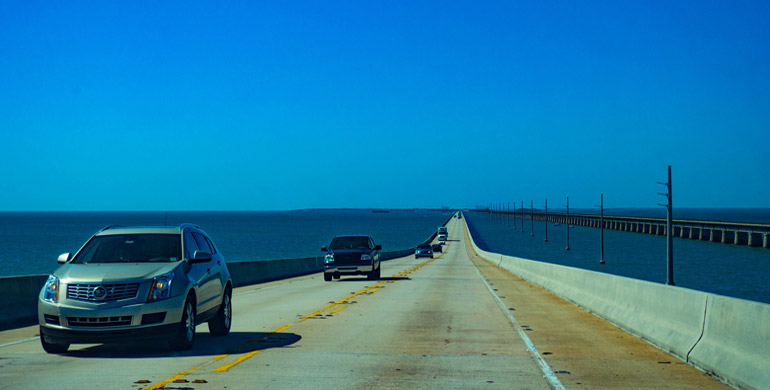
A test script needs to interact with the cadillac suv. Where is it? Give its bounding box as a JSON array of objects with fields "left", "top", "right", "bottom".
[{"left": 38, "top": 224, "right": 232, "bottom": 353}]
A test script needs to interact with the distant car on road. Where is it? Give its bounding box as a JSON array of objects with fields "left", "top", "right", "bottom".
[
  {"left": 438, "top": 233, "right": 447, "bottom": 244},
  {"left": 322, "top": 235, "right": 381, "bottom": 281},
  {"left": 38, "top": 224, "right": 232, "bottom": 353},
  {"left": 415, "top": 243, "right": 433, "bottom": 259},
  {"left": 432, "top": 244, "right": 443, "bottom": 253}
]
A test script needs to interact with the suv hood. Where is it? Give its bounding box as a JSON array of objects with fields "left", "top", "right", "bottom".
[{"left": 54, "top": 262, "right": 180, "bottom": 283}]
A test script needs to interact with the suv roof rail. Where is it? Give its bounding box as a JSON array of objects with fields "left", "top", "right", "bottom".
[
  {"left": 178, "top": 223, "right": 200, "bottom": 230},
  {"left": 99, "top": 224, "right": 124, "bottom": 232}
]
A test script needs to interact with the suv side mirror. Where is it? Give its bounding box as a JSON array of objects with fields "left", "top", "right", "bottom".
[
  {"left": 190, "top": 250, "right": 212, "bottom": 263},
  {"left": 57, "top": 253, "right": 71, "bottom": 264},
  {"left": 374, "top": 245, "right": 382, "bottom": 250},
  {"left": 321, "top": 246, "right": 327, "bottom": 252}
]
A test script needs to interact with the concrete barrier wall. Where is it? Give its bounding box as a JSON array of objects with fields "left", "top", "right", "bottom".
[
  {"left": 227, "top": 247, "right": 420, "bottom": 288},
  {"left": 0, "top": 275, "right": 49, "bottom": 330},
  {"left": 688, "top": 295, "right": 770, "bottom": 390},
  {"left": 464, "top": 218, "right": 770, "bottom": 390}
]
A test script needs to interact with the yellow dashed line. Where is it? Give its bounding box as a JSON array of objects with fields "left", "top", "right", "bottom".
[
  {"left": 145, "top": 249, "right": 444, "bottom": 388},
  {"left": 213, "top": 349, "right": 265, "bottom": 373},
  {"left": 329, "top": 306, "right": 346, "bottom": 315},
  {"left": 141, "top": 371, "right": 189, "bottom": 390}
]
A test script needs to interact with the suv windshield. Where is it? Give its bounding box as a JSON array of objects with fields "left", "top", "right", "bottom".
[
  {"left": 72, "top": 234, "right": 182, "bottom": 264},
  {"left": 329, "top": 236, "right": 370, "bottom": 250},
  {"left": 417, "top": 244, "right": 431, "bottom": 249}
]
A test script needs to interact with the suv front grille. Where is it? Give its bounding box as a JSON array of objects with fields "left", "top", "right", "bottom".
[
  {"left": 67, "top": 283, "right": 140, "bottom": 302},
  {"left": 67, "top": 315, "right": 132, "bottom": 327}
]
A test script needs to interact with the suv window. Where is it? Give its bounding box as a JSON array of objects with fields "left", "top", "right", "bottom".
[
  {"left": 184, "top": 231, "right": 200, "bottom": 259},
  {"left": 192, "top": 232, "right": 213, "bottom": 254},
  {"left": 73, "top": 234, "right": 182, "bottom": 264}
]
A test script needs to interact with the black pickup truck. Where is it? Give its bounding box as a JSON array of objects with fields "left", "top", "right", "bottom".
[{"left": 321, "top": 235, "right": 381, "bottom": 281}]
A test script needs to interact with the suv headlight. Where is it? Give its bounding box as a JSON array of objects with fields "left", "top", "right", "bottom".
[
  {"left": 324, "top": 254, "right": 334, "bottom": 264},
  {"left": 147, "top": 271, "right": 174, "bottom": 302},
  {"left": 42, "top": 275, "right": 59, "bottom": 303},
  {"left": 360, "top": 254, "right": 372, "bottom": 261}
]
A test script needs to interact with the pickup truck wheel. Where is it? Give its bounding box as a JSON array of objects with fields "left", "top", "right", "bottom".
[
  {"left": 367, "top": 265, "right": 380, "bottom": 280},
  {"left": 324, "top": 273, "right": 332, "bottom": 282}
]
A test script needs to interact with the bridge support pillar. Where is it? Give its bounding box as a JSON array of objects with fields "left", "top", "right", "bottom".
[
  {"left": 680, "top": 227, "right": 690, "bottom": 238},
  {"left": 734, "top": 231, "right": 748, "bottom": 246},
  {"left": 689, "top": 228, "right": 699, "bottom": 239},
  {"left": 748, "top": 233, "right": 763, "bottom": 247}
]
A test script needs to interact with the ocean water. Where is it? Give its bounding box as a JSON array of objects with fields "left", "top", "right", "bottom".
[
  {"left": 465, "top": 209, "right": 770, "bottom": 304},
  {"left": 0, "top": 210, "right": 451, "bottom": 277}
]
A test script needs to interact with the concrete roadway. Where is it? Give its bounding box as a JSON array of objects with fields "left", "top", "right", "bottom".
[{"left": 0, "top": 217, "right": 728, "bottom": 389}]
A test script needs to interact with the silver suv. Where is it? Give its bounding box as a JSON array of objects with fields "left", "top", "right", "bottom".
[{"left": 38, "top": 224, "right": 232, "bottom": 353}]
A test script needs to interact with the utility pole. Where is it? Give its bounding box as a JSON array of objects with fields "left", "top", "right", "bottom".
[
  {"left": 565, "top": 196, "right": 570, "bottom": 251},
  {"left": 530, "top": 200, "right": 534, "bottom": 236},
  {"left": 545, "top": 199, "right": 548, "bottom": 242},
  {"left": 600, "top": 194, "right": 605, "bottom": 264},
  {"left": 513, "top": 199, "right": 517, "bottom": 230},
  {"left": 658, "top": 166, "right": 674, "bottom": 285}
]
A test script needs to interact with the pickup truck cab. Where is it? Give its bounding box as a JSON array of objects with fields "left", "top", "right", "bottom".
[{"left": 321, "top": 235, "right": 381, "bottom": 281}]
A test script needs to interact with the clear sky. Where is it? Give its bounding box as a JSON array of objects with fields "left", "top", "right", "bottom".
[{"left": 1, "top": 1, "right": 768, "bottom": 211}]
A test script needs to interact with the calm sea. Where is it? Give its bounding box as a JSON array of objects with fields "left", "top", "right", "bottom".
[
  {"left": 0, "top": 210, "right": 450, "bottom": 278},
  {"left": 465, "top": 209, "right": 770, "bottom": 304}
]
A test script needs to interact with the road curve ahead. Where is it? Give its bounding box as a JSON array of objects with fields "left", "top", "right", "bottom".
[{"left": 0, "top": 216, "right": 727, "bottom": 389}]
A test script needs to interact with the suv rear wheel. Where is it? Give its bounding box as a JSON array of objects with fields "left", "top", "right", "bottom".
[{"left": 209, "top": 288, "right": 232, "bottom": 336}]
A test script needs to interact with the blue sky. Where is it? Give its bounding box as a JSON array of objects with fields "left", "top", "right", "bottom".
[{"left": 1, "top": 1, "right": 768, "bottom": 211}]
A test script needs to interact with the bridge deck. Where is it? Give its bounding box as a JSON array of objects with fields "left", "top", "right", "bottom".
[{"left": 0, "top": 218, "right": 728, "bottom": 389}]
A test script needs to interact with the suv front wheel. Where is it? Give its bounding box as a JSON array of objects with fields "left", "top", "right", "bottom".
[
  {"left": 40, "top": 327, "right": 69, "bottom": 354},
  {"left": 170, "top": 297, "right": 196, "bottom": 350}
]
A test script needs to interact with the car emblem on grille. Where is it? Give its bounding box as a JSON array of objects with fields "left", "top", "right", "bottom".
[{"left": 92, "top": 286, "right": 107, "bottom": 300}]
